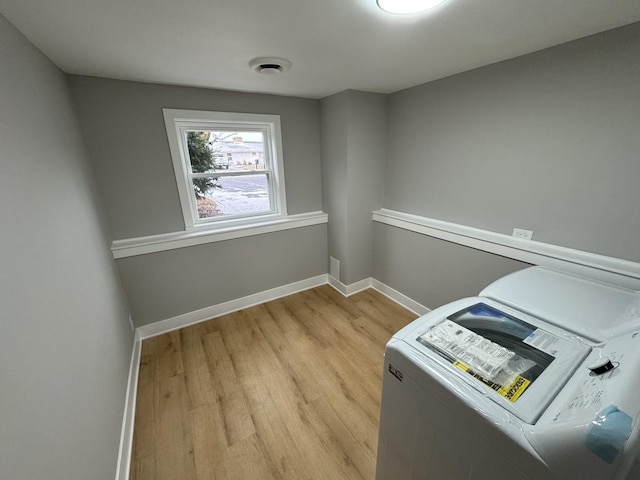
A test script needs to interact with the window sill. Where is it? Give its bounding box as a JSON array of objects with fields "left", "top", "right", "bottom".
[{"left": 111, "top": 211, "right": 328, "bottom": 259}]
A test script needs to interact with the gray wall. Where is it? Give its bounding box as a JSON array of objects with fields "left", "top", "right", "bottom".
[
  {"left": 0, "top": 15, "right": 133, "bottom": 480},
  {"left": 321, "top": 92, "right": 349, "bottom": 281},
  {"left": 117, "top": 225, "right": 327, "bottom": 326},
  {"left": 383, "top": 22, "right": 640, "bottom": 262},
  {"left": 69, "top": 76, "right": 323, "bottom": 240},
  {"left": 321, "top": 90, "right": 387, "bottom": 285},
  {"left": 69, "top": 76, "right": 327, "bottom": 326},
  {"left": 372, "top": 224, "right": 530, "bottom": 309},
  {"left": 345, "top": 91, "right": 387, "bottom": 284},
  {"left": 374, "top": 22, "right": 640, "bottom": 308}
]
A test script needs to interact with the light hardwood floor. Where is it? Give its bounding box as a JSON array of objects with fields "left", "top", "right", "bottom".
[{"left": 130, "top": 285, "right": 417, "bottom": 480}]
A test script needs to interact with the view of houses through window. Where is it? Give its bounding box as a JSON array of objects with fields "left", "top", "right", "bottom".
[
  {"left": 164, "top": 108, "right": 286, "bottom": 229},
  {"left": 186, "top": 129, "right": 271, "bottom": 219}
]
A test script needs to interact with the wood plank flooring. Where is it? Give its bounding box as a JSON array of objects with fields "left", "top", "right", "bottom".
[{"left": 130, "top": 285, "right": 417, "bottom": 480}]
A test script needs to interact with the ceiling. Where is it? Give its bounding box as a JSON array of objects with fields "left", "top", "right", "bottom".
[{"left": 1, "top": 0, "right": 640, "bottom": 99}]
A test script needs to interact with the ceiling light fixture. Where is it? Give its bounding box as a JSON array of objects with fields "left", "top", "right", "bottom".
[
  {"left": 377, "top": 0, "right": 448, "bottom": 14},
  {"left": 249, "top": 57, "right": 291, "bottom": 75}
]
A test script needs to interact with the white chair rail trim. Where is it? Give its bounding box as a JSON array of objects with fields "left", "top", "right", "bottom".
[
  {"left": 111, "top": 211, "right": 328, "bottom": 259},
  {"left": 373, "top": 208, "right": 640, "bottom": 288}
]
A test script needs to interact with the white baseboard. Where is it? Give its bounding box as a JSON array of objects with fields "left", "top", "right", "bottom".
[
  {"left": 118, "top": 274, "right": 427, "bottom": 479},
  {"left": 327, "top": 275, "right": 372, "bottom": 296},
  {"left": 370, "top": 278, "right": 430, "bottom": 316},
  {"left": 327, "top": 275, "right": 429, "bottom": 314},
  {"left": 136, "top": 274, "right": 330, "bottom": 340},
  {"left": 115, "top": 330, "right": 142, "bottom": 480}
]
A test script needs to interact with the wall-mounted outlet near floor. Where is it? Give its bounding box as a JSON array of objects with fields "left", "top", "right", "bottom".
[
  {"left": 330, "top": 256, "right": 340, "bottom": 279},
  {"left": 512, "top": 228, "right": 534, "bottom": 240}
]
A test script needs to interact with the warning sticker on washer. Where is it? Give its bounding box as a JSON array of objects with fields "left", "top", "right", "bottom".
[
  {"left": 454, "top": 361, "right": 532, "bottom": 403},
  {"left": 419, "top": 319, "right": 515, "bottom": 380},
  {"left": 523, "top": 329, "right": 565, "bottom": 357}
]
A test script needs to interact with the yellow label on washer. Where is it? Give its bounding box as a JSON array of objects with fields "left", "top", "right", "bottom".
[{"left": 454, "top": 361, "right": 531, "bottom": 403}]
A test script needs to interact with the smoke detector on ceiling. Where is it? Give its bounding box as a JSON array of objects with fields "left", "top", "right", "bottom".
[{"left": 249, "top": 57, "right": 292, "bottom": 75}]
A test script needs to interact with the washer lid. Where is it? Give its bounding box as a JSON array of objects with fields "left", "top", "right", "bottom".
[
  {"left": 480, "top": 267, "right": 639, "bottom": 342},
  {"left": 395, "top": 297, "right": 591, "bottom": 424}
]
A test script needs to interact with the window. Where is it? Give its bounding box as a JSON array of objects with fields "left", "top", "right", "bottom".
[{"left": 163, "top": 109, "right": 287, "bottom": 231}]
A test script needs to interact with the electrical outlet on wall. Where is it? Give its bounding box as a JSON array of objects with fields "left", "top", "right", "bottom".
[{"left": 512, "top": 228, "right": 534, "bottom": 240}]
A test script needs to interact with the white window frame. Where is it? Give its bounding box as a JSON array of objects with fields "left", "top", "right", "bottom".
[{"left": 163, "top": 108, "right": 287, "bottom": 231}]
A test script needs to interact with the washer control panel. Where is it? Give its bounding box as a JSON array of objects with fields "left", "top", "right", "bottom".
[{"left": 548, "top": 330, "right": 640, "bottom": 425}]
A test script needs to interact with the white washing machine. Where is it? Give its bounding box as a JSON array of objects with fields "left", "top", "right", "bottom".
[{"left": 376, "top": 267, "right": 640, "bottom": 480}]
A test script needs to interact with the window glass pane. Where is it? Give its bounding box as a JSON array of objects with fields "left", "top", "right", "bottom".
[
  {"left": 194, "top": 174, "right": 271, "bottom": 219},
  {"left": 165, "top": 109, "right": 286, "bottom": 228},
  {"left": 186, "top": 129, "right": 266, "bottom": 174}
]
